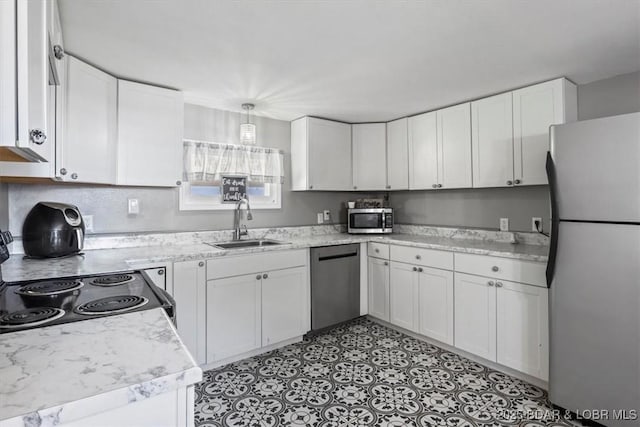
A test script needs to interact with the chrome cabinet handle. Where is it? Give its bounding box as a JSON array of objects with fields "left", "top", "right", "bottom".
[
  {"left": 506, "top": 180, "right": 513, "bottom": 186},
  {"left": 495, "top": 282, "right": 503, "bottom": 288},
  {"left": 353, "top": 186, "right": 357, "bottom": 190},
  {"left": 418, "top": 267, "right": 423, "bottom": 272},
  {"left": 71, "top": 173, "right": 78, "bottom": 180},
  {"left": 29, "top": 129, "right": 46, "bottom": 145},
  {"left": 375, "top": 248, "right": 380, "bottom": 253},
  {"left": 256, "top": 274, "right": 261, "bottom": 280},
  {"left": 59, "top": 168, "right": 67, "bottom": 176},
  {"left": 412, "top": 267, "right": 418, "bottom": 272},
  {"left": 415, "top": 255, "right": 421, "bottom": 260},
  {"left": 514, "top": 179, "right": 521, "bottom": 184},
  {"left": 437, "top": 184, "right": 442, "bottom": 188},
  {"left": 432, "top": 184, "right": 437, "bottom": 189},
  {"left": 488, "top": 281, "right": 495, "bottom": 286},
  {"left": 176, "top": 180, "right": 182, "bottom": 186},
  {"left": 309, "top": 185, "right": 313, "bottom": 189},
  {"left": 53, "top": 45, "right": 64, "bottom": 59},
  {"left": 157, "top": 269, "right": 164, "bottom": 275},
  {"left": 263, "top": 273, "right": 268, "bottom": 279},
  {"left": 492, "top": 266, "right": 499, "bottom": 272},
  {"left": 384, "top": 261, "right": 388, "bottom": 266},
  {"left": 198, "top": 261, "right": 204, "bottom": 267},
  {"left": 386, "top": 185, "right": 391, "bottom": 189}
]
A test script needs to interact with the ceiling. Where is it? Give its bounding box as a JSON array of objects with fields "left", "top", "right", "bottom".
[{"left": 58, "top": 0, "right": 640, "bottom": 122}]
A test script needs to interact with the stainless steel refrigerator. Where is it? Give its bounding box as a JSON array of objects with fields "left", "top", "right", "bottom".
[{"left": 546, "top": 112, "right": 640, "bottom": 426}]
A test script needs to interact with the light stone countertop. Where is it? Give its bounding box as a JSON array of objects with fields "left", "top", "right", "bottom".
[
  {"left": 1, "top": 231, "right": 548, "bottom": 283},
  {"left": 0, "top": 308, "right": 202, "bottom": 424}
]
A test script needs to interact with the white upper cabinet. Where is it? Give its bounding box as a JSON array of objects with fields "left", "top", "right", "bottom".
[
  {"left": 438, "top": 103, "right": 472, "bottom": 188},
  {"left": 386, "top": 118, "right": 409, "bottom": 190},
  {"left": 408, "top": 111, "right": 438, "bottom": 190},
  {"left": 472, "top": 92, "right": 514, "bottom": 188},
  {"left": 0, "top": 0, "right": 51, "bottom": 163},
  {"left": 291, "top": 117, "right": 352, "bottom": 191},
  {"left": 117, "top": 80, "right": 183, "bottom": 187},
  {"left": 409, "top": 104, "right": 472, "bottom": 190},
  {"left": 513, "top": 78, "right": 577, "bottom": 186},
  {"left": 352, "top": 123, "right": 387, "bottom": 191},
  {"left": 60, "top": 56, "right": 117, "bottom": 184}
]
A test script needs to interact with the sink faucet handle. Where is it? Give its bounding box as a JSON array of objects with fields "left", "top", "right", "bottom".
[
  {"left": 246, "top": 211, "right": 253, "bottom": 220},
  {"left": 241, "top": 225, "right": 248, "bottom": 236}
]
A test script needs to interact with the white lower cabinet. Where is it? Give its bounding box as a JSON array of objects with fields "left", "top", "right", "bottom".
[
  {"left": 262, "top": 266, "right": 308, "bottom": 346},
  {"left": 389, "top": 261, "right": 418, "bottom": 331},
  {"left": 496, "top": 279, "right": 549, "bottom": 380},
  {"left": 454, "top": 272, "right": 549, "bottom": 380},
  {"left": 417, "top": 266, "right": 454, "bottom": 345},
  {"left": 206, "top": 273, "right": 262, "bottom": 363},
  {"left": 172, "top": 260, "right": 206, "bottom": 365},
  {"left": 367, "top": 257, "right": 390, "bottom": 322},
  {"left": 454, "top": 272, "right": 497, "bottom": 360}
]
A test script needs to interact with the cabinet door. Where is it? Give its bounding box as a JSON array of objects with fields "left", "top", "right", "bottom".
[
  {"left": 368, "top": 257, "right": 390, "bottom": 322},
  {"left": 307, "top": 117, "right": 351, "bottom": 190},
  {"left": 352, "top": 123, "right": 387, "bottom": 190},
  {"left": 61, "top": 56, "right": 117, "bottom": 183},
  {"left": 117, "top": 80, "right": 183, "bottom": 186},
  {"left": 386, "top": 118, "right": 409, "bottom": 190},
  {"left": 0, "top": 0, "right": 17, "bottom": 152},
  {"left": 206, "top": 273, "right": 261, "bottom": 363},
  {"left": 408, "top": 112, "right": 438, "bottom": 190},
  {"left": 471, "top": 92, "right": 514, "bottom": 188},
  {"left": 172, "top": 260, "right": 206, "bottom": 365},
  {"left": 438, "top": 103, "right": 472, "bottom": 189},
  {"left": 389, "top": 261, "right": 418, "bottom": 332},
  {"left": 417, "top": 267, "right": 454, "bottom": 345},
  {"left": 496, "top": 280, "right": 548, "bottom": 380},
  {"left": 454, "top": 272, "right": 496, "bottom": 361},
  {"left": 262, "top": 267, "right": 309, "bottom": 346},
  {"left": 513, "top": 79, "right": 566, "bottom": 186}
]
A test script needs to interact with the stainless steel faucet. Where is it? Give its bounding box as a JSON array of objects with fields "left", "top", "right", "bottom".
[{"left": 233, "top": 198, "right": 252, "bottom": 240}]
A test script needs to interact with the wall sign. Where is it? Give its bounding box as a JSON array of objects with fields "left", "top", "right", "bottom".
[{"left": 221, "top": 175, "right": 248, "bottom": 203}]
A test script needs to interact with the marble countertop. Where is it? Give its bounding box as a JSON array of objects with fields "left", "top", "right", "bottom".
[
  {"left": 1, "top": 231, "right": 548, "bottom": 283},
  {"left": 0, "top": 308, "right": 202, "bottom": 424}
]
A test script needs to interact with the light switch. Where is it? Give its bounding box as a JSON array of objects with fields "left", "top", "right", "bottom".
[{"left": 128, "top": 198, "right": 140, "bottom": 215}]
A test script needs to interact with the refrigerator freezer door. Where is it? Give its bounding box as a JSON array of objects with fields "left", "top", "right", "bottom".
[
  {"left": 549, "top": 222, "right": 640, "bottom": 425},
  {"left": 550, "top": 112, "right": 640, "bottom": 223}
]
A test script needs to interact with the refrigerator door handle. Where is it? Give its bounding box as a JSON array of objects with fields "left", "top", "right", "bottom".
[{"left": 546, "top": 151, "right": 559, "bottom": 288}]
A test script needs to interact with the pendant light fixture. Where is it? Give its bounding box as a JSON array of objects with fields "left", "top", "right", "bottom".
[{"left": 240, "top": 103, "right": 256, "bottom": 145}]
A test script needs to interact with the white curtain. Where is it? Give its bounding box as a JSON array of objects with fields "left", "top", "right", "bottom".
[{"left": 183, "top": 139, "right": 284, "bottom": 184}]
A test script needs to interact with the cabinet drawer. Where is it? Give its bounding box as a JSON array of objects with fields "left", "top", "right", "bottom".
[
  {"left": 368, "top": 242, "right": 389, "bottom": 259},
  {"left": 390, "top": 245, "right": 453, "bottom": 270},
  {"left": 207, "top": 249, "right": 307, "bottom": 280},
  {"left": 454, "top": 253, "right": 546, "bottom": 287}
]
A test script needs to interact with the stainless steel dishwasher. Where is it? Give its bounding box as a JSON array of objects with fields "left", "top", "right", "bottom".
[{"left": 310, "top": 244, "right": 360, "bottom": 331}]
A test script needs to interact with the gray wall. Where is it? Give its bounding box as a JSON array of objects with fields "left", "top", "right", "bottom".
[
  {"left": 0, "top": 183, "right": 8, "bottom": 231},
  {"left": 6, "top": 71, "right": 640, "bottom": 236},
  {"left": 390, "top": 186, "right": 550, "bottom": 232},
  {"left": 6, "top": 105, "right": 355, "bottom": 236},
  {"left": 578, "top": 71, "right": 640, "bottom": 120}
]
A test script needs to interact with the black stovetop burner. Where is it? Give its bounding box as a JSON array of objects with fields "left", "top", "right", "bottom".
[
  {"left": 75, "top": 295, "right": 148, "bottom": 315},
  {"left": 0, "top": 307, "right": 65, "bottom": 328},
  {"left": 0, "top": 271, "right": 174, "bottom": 333}
]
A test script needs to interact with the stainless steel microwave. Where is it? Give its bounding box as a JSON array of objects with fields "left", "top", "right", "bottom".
[{"left": 348, "top": 208, "right": 393, "bottom": 234}]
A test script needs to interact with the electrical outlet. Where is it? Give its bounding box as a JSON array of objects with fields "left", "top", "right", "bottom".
[
  {"left": 532, "top": 217, "right": 543, "bottom": 232},
  {"left": 84, "top": 215, "right": 94, "bottom": 233},
  {"left": 323, "top": 210, "right": 331, "bottom": 222},
  {"left": 316, "top": 213, "right": 324, "bottom": 224},
  {"left": 499, "top": 218, "right": 509, "bottom": 232},
  {"left": 128, "top": 198, "right": 140, "bottom": 215}
]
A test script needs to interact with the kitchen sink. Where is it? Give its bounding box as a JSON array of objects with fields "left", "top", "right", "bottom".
[{"left": 206, "top": 239, "right": 287, "bottom": 249}]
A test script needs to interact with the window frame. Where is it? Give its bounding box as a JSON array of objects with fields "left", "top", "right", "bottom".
[{"left": 179, "top": 180, "right": 282, "bottom": 211}]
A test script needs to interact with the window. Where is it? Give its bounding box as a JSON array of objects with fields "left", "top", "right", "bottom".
[{"left": 179, "top": 179, "right": 282, "bottom": 211}]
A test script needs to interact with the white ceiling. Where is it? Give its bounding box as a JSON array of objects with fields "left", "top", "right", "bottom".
[{"left": 58, "top": 0, "right": 640, "bottom": 122}]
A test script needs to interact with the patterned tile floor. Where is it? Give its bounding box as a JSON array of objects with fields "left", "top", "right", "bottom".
[{"left": 194, "top": 317, "right": 576, "bottom": 427}]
